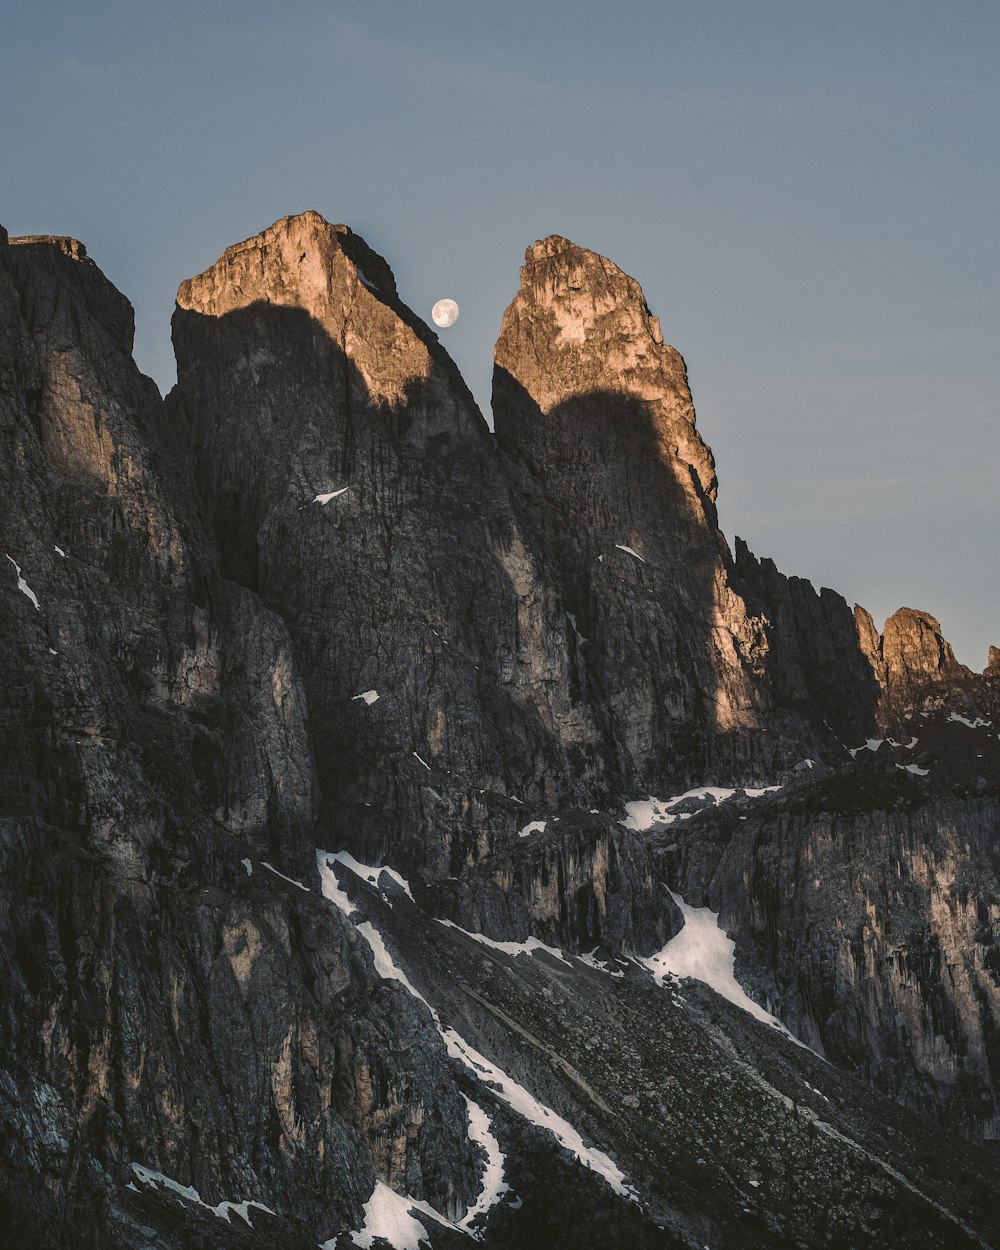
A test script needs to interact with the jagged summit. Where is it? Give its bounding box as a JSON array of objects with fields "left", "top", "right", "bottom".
[
  {"left": 8, "top": 233, "right": 91, "bottom": 263},
  {"left": 497, "top": 234, "right": 705, "bottom": 503},
  {"left": 177, "top": 209, "right": 399, "bottom": 317}
]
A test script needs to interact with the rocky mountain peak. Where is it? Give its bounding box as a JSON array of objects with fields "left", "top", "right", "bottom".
[
  {"left": 881, "top": 606, "right": 966, "bottom": 687},
  {"left": 8, "top": 234, "right": 91, "bottom": 263},
  {"left": 496, "top": 234, "right": 716, "bottom": 514},
  {"left": 987, "top": 644, "right": 1000, "bottom": 673},
  {"left": 177, "top": 210, "right": 396, "bottom": 320}
]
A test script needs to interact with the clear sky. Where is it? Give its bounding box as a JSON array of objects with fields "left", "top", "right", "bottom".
[{"left": 3, "top": 0, "right": 997, "bottom": 665}]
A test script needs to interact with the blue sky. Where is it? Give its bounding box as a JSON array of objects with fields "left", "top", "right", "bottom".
[{"left": 3, "top": 0, "right": 997, "bottom": 664}]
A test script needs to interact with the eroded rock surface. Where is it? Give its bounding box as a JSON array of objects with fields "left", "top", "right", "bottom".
[{"left": 1, "top": 215, "right": 998, "bottom": 1249}]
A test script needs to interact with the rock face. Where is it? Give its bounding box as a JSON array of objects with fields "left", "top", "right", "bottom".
[
  {"left": 170, "top": 212, "right": 602, "bottom": 881},
  {"left": 0, "top": 228, "right": 483, "bottom": 1250},
  {"left": 656, "top": 718, "right": 1000, "bottom": 1139},
  {"left": 493, "top": 236, "right": 880, "bottom": 785},
  {"left": 2, "top": 214, "right": 999, "bottom": 1248}
]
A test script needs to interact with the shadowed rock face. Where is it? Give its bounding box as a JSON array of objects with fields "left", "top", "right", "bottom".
[
  {"left": 2, "top": 215, "right": 1000, "bottom": 1249},
  {"left": 0, "top": 227, "right": 483, "bottom": 1250},
  {"left": 171, "top": 214, "right": 604, "bottom": 884},
  {"left": 493, "top": 235, "right": 881, "bottom": 784},
  {"left": 659, "top": 755, "right": 1000, "bottom": 1140}
]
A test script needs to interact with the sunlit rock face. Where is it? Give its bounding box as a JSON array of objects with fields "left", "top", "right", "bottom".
[
  {"left": 878, "top": 607, "right": 971, "bottom": 713},
  {"left": 493, "top": 235, "right": 879, "bottom": 784},
  {"left": 172, "top": 212, "right": 609, "bottom": 878}
]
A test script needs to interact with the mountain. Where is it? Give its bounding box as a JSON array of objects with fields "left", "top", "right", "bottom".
[{"left": 1, "top": 214, "right": 997, "bottom": 1249}]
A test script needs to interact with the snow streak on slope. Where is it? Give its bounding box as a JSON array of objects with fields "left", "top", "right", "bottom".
[
  {"left": 459, "top": 1095, "right": 508, "bottom": 1236},
  {"left": 643, "top": 889, "right": 806, "bottom": 1047},
  {"left": 437, "top": 919, "right": 570, "bottom": 964},
  {"left": 315, "top": 850, "right": 639, "bottom": 1205},
  {"left": 440, "top": 1027, "right": 636, "bottom": 1201},
  {"left": 6, "top": 554, "right": 40, "bottom": 610},
  {"left": 260, "top": 861, "right": 309, "bottom": 890},
  {"left": 130, "top": 1163, "right": 275, "bottom": 1226}
]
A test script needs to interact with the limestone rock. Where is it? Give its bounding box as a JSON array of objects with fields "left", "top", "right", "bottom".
[
  {"left": 3, "top": 214, "right": 1000, "bottom": 1249},
  {"left": 494, "top": 236, "right": 879, "bottom": 784},
  {"left": 171, "top": 213, "right": 609, "bottom": 881},
  {"left": 881, "top": 607, "right": 966, "bottom": 692},
  {"left": 0, "top": 229, "right": 482, "bottom": 1249}
]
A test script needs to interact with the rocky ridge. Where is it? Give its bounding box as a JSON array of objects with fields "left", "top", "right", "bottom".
[{"left": 0, "top": 213, "right": 997, "bottom": 1248}]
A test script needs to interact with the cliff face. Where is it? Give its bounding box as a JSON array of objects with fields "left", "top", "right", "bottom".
[
  {"left": 170, "top": 213, "right": 605, "bottom": 880},
  {"left": 0, "top": 228, "right": 484, "bottom": 1249},
  {"left": 656, "top": 710, "right": 1000, "bottom": 1139},
  {"left": 493, "top": 236, "right": 881, "bottom": 785},
  {"left": 2, "top": 214, "right": 999, "bottom": 1249}
]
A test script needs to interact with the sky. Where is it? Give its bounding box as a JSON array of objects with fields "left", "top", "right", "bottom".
[{"left": 3, "top": 0, "right": 997, "bottom": 665}]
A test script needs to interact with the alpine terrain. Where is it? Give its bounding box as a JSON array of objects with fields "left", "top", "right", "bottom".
[{"left": 1, "top": 213, "right": 998, "bottom": 1250}]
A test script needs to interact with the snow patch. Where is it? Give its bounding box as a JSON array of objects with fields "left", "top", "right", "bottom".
[
  {"left": 345, "top": 1181, "right": 432, "bottom": 1250},
  {"left": 130, "top": 1163, "right": 275, "bottom": 1227},
  {"left": 896, "top": 763, "right": 929, "bottom": 777},
  {"left": 578, "top": 948, "right": 626, "bottom": 978},
  {"left": 614, "top": 544, "right": 645, "bottom": 563},
  {"left": 355, "top": 267, "right": 379, "bottom": 292},
  {"left": 413, "top": 752, "right": 431, "bottom": 771},
  {"left": 54, "top": 545, "right": 66, "bottom": 558},
  {"left": 353, "top": 689, "right": 380, "bottom": 705},
  {"left": 622, "top": 785, "right": 780, "bottom": 831},
  {"left": 325, "top": 850, "right": 415, "bottom": 904},
  {"left": 850, "top": 738, "right": 884, "bottom": 758},
  {"left": 260, "top": 861, "right": 309, "bottom": 891},
  {"left": 312, "top": 487, "right": 349, "bottom": 506},
  {"left": 340, "top": 1180, "right": 469, "bottom": 1250},
  {"left": 317, "top": 851, "right": 356, "bottom": 917},
  {"left": 6, "top": 555, "right": 40, "bottom": 610},
  {"left": 459, "top": 1096, "right": 508, "bottom": 1235},
  {"left": 241, "top": 858, "right": 253, "bottom": 875},
  {"left": 518, "top": 820, "right": 547, "bottom": 838},
  {"left": 948, "top": 712, "right": 992, "bottom": 729},
  {"left": 437, "top": 919, "right": 569, "bottom": 964},
  {"left": 643, "top": 889, "right": 806, "bottom": 1047},
  {"left": 566, "top": 611, "right": 587, "bottom": 645}
]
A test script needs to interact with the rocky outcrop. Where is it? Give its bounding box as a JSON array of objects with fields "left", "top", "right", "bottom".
[
  {"left": 0, "top": 228, "right": 484, "bottom": 1249},
  {"left": 876, "top": 607, "right": 973, "bottom": 720},
  {"left": 658, "top": 714, "right": 1000, "bottom": 1140},
  {"left": 732, "top": 539, "right": 881, "bottom": 744},
  {"left": 493, "top": 237, "right": 882, "bottom": 785},
  {"left": 882, "top": 608, "right": 965, "bottom": 688},
  {"left": 437, "top": 813, "right": 681, "bottom": 956}
]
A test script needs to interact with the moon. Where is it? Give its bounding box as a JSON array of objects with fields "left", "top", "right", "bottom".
[{"left": 431, "top": 298, "right": 459, "bottom": 328}]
